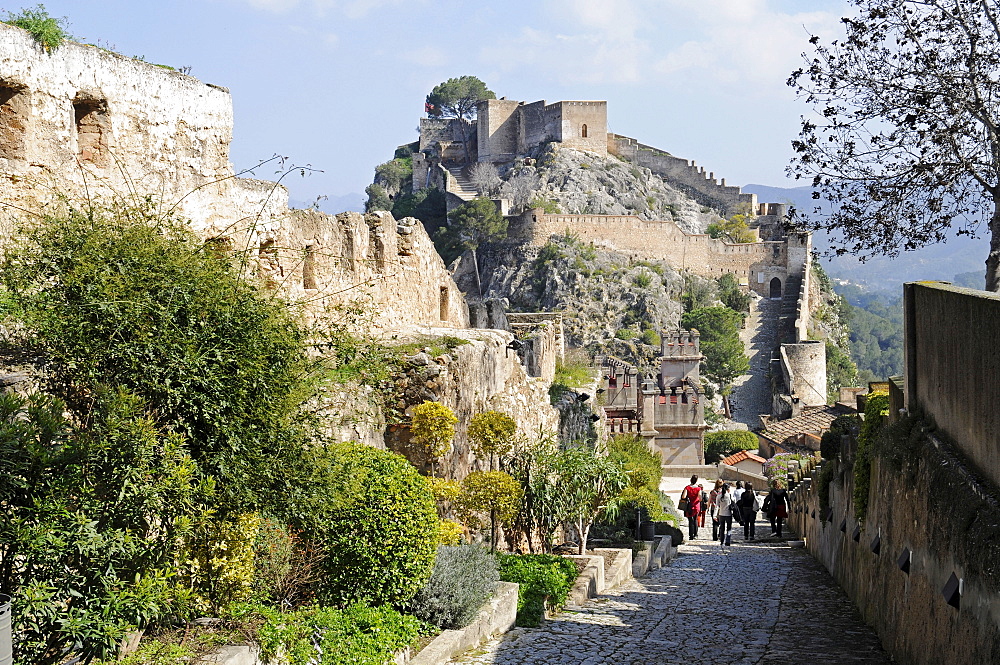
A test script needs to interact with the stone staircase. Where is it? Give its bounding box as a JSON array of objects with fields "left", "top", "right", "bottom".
[
  {"left": 729, "top": 296, "right": 782, "bottom": 428},
  {"left": 445, "top": 165, "right": 479, "bottom": 202},
  {"left": 779, "top": 273, "right": 802, "bottom": 343}
]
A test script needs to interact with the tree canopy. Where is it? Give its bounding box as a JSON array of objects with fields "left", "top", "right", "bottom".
[
  {"left": 426, "top": 75, "right": 495, "bottom": 121},
  {"left": 788, "top": 0, "right": 1000, "bottom": 291},
  {"left": 681, "top": 307, "right": 750, "bottom": 390}
]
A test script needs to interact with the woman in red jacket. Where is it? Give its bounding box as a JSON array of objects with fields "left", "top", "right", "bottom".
[{"left": 681, "top": 475, "right": 702, "bottom": 540}]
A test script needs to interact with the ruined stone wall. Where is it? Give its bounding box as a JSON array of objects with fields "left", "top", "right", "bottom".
[
  {"left": 0, "top": 23, "right": 284, "bottom": 237},
  {"left": 260, "top": 210, "right": 469, "bottom": 331},
  {"left": 510, "top": 210, "right": 790, "bottom": 294},
  {"left": 476, "top": 98, "right": 607, "bottom": 164},
  {"left": 609, "top": 134, "right": 754, "bottom": 215},
  {"left": 518, "top": 100, "right": 558, "bottom": 156},
  {"left": 779, "top": 340, "right": 827, "bottom": 407}
]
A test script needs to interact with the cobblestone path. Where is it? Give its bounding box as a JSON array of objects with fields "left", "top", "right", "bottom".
[{"left": 450, "top": 533, "right": 890, "bottom": 665}]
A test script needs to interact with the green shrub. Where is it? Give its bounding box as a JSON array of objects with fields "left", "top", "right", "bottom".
[
  {"left": 549, "top": 352, "right": 594, "bottom": 404},
  {"left": 615, "top": 328, "right": 637, "bottom": 340},
  {"left": 854, "top": 391, "right": 889, "bottom": 524},
  {"left": 704, "top": 430, "right": 758, "bottom": 463},
  {"left": 408, "top": 545, "right": 499, "bottom": 629},
  {"left": 316, "top": 443, "right": 439, "bottom": 606},
  {"left": 640, "top": 328, "right": 661, "bottom": 346},
  {"left": 1, "top": 202, "right": 316, "bottom": 517},
  {"left": 2, "top": 4, "right": 73, "bottom": 50},
  {"left": 632, "top": 271, "right": 653, "bottom": 288},
  {"left": 528, "top": 195, "right": 561, "bottom": 213},
  {"left": 495, "top": 553, "right": 579, "bottom": 627},
  {"left": 249, "top": 603, "right": 425, "bottom": 665}
]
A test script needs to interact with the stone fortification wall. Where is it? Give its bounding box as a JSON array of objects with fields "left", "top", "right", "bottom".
[
  {"left": 609, "top": 134, "right": 754, "bottom": 215},
  {"left": 261, "top": 210, "right": 469, "bottom": 331},
  {"left": 0, "top": 23, "right": 284, "bottom": 236},
  {"left": 552, "top": 101, "right": 607, "bottom": 155},
  {"left": 903, "top": 282, "right": 1000, "bottom": 489},
  {"left": 418, "top": 117, "right": 471, "bottom": 162},
  {"left": 510, "top": 209, "right": 789, "bottom": 296},
  {"left": 791, "top": 446, "right": 1000, "bottom": 665},
  {"left": 477, "top": 99, "right": 522, "bottom": 163}
]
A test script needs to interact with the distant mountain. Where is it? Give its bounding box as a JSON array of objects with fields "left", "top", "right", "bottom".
[
  {"left": 289, "top": 193, "right": 365, "bottom": 214},
  {"left": 743, "top": 184, "right": 990, "bottom": 293}
]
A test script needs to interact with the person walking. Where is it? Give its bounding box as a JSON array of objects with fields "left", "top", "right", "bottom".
[
  {"left": 698, "top": 484, "right": 708, "bottom": 528},
  {"left": 731, "top": 480, "right": 744, "bottom": 528},
  {"left": 766, "top": 481, "right": 790, "bottom": 537},
  {"left": 739, "top": 482, "right": 760, "bottom": 541},
  {"left": 714, "top": 482, "right": 734, "bottom": 546},
  {"left": 680, "top": 475, "right": 702, "bottom": 540},
  {"left": 708, "top": 479, "right": 723, "bottom": 540}
]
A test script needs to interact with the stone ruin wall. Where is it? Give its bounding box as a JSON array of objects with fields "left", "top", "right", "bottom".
[
  {"left": 510, "top": 209, "right": 793, "bottom": 298},
  {"left": 0, "top": 23, "right": 284, "bottom": 239},
  {"left": 476, "top": 98, "right": 607, "bottom": 164},
  {"left": 0, "top": 24, "right": 571, "bottom": 477}
]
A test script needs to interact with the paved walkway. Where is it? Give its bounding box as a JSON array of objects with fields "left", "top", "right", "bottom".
[{"left": 450, "top": 522, "right": 890, "bottom": 665}]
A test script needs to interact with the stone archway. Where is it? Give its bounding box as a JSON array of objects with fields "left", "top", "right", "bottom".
[{"left": 769, "top": 277, "right": 782, "bottom": 299}]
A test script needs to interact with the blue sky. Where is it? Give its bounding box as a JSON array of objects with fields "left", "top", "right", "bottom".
[{"left": 18, "top": 0, "right": 850, "bottom": 207}]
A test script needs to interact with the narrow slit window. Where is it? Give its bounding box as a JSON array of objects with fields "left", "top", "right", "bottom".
[
  {"left": 303, "top": 245, "right": 317, "bottom": 289},
  {"left": 439, "top": 286, "right": 449, "bottom": 321},
  {"left": 581, "top": 123, "right": 588, "bottom": 138}
]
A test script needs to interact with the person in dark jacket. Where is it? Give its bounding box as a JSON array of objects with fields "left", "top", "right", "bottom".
[
  {"left": 738, "top": 482, "right": 760, "bottom": 541},
  {"left": 765, "top": 481, "right": 790, "bottom": 537}
]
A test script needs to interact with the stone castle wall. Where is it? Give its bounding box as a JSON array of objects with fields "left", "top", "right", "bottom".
[
  {"left": 510, "top": 209, "right": 793, "bottom": 297},
  {"left": 609, "top": 134, "right": 755, "bottom": 215}
]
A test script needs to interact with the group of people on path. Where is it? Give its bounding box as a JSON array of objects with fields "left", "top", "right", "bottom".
[{"left": 679, "top": 475, "right": 789, "bottom": 545}]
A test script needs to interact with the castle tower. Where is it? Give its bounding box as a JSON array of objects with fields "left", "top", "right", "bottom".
[{"left": 640, "top": 330, "right": 708, "bottom": 465}]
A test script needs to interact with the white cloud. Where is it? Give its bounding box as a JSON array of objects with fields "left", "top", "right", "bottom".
[
  {"left": 479, "top": 0, "right": 843, "bottom": 93},
  {"left": 404, "top": 46, "right": 448, "bottom": 68}
]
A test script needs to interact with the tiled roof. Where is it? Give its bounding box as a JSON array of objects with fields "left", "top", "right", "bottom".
[
  {"left": 721, "top": 449, "right": 767, "bottom": 466},
  {"left": 758, "top": 404, "right": 855, "bottom": 444}
]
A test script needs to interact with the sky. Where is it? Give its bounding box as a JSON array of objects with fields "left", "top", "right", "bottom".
[{"left": 14, "top": 0, "right": 852, "bottom": 208}]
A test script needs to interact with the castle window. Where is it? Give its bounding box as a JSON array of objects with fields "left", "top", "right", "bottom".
[
  {"left": 303, "top": 245, "right": 317, "bottom": 289},
  {"left": 440, "top": 286, "right": 449, "bottom": 321},
  {"left": 581, "top": 124, "right": 588, "bottom": 138},
  {"left": 0, "top": 83, "right": 28, "bottom": 161},
  {"left": 73, "top": 96, "right": 110, "bottom": 166}
]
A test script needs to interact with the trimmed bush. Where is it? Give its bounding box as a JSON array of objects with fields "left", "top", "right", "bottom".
[
  {"left": 408, "top": 544, "right": 499, "bottom": 629},
  {"left": 317, "top": 443, "right": 439, "bottom": 606},
  {"left": 495, "top": 553, "right": 579, "bottom": 627},
  {"left": 704, "top": 430, "right": 759, "bottom": 463},
  {"left": 250, "top": 603, "right": 424, "bottom": 665}
]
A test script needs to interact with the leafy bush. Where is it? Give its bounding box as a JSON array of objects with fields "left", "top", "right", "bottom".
[
  {"left": 2, "top": 4, "right": 73, "bottom": 50},
  {"left": 316, "top": 443, "right": 439, "bottom": 606},
  {"left": 549, "top": 351, "right": 594, "bottom": 403},
  {"left": 495, "top": 554, "right": 579, "bottom": 627},
  {"left": 176, "top": 512, "right": 261, "bottom": 612},
  {"left": 437, "top": 519, "right": 465, "bottom": 545},
  {"left": 1, "top": 202, "right": 316, "bottom": 517},
  {"left": 468, "top": 411, "right": 518, "bottom": 469},
  {"left": 854, "top": 391, "right": 889, "bottom": 524},
  {"left": 615, "top": 328, "right": 637, "bottom": 340},
  {"left": 249, "top": 603, "right": 425, "bottom": 665},
  {"left": 608, "top": 435, "right": 665, "bottom": 521},
  {"left": 528, "top": 195, "right": 561, "bottom": 213},
  {"left": 717, "top": 273, "right": 751, "bottom": 312},
  {"left": 410, "top": 401, "right": 457, "bottom": 473},
  {"left": 763, "top": 452, "right": 811, "bottom": 486},
  {"left": 640, "top": 328, "right": 661, "bottom": 346},
  {"left": 456, "top": 470, "right": 523, "bottom": 550},
  {"left": 632, "top": 271, "right": 653, "bottom": 288},
  {"left": 704, "top": 430, "right": 759, "bottom": 463},
  {"left": 408, "top": 545, "right": 499, "bottom": 629},
  {"left": 0, "top": 391, "right": 204, "bottom": 665}
]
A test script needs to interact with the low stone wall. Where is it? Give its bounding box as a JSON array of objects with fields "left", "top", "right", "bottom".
[
  {"left": 409, "top": 582, "right": 519, "bottom": 665},
  {"left": 789, "top": 432, "right": 1000, "bottom": 665},
  {"left": 660, "top": 464, "right": 719, "bottom": 479}
]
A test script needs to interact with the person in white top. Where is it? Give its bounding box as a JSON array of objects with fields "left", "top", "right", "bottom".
[{"left": 714, "top": 483, "right": 734, "bottom": 546}]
